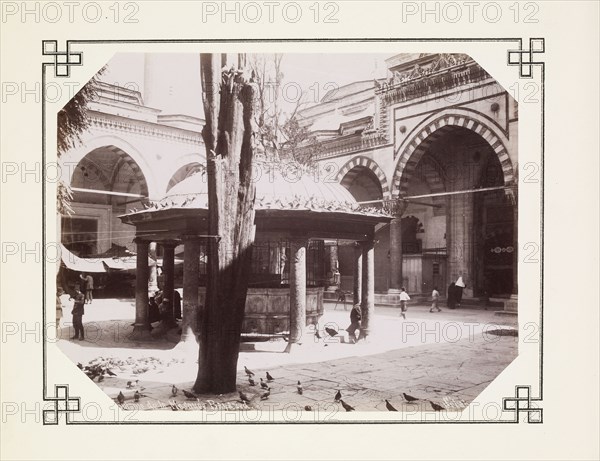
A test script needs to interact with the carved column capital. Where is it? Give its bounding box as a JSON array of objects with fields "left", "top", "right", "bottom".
[{"left": 383, "top": 198, "right": 409, "bottom": 218}]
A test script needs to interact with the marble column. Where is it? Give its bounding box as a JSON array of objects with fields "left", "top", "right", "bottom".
[
  {"left": 286, "top": 237, "right": 307, "bottom": 352},
  {"left": 148, "top": 242, "right": 159, "bottom": 294},
  {"left": 161, "top": 241, "right": 177, "bottom": 326},
  {"left": 132, "top": 238, "right": 151, "bottom": 337},
  {"left": 180, "top": 235, "right": 201, "bottom": 344},
  {"left": 353, "top": 243, "right": 363, "bottom": 306},
  {"left": 388, "top": 218, "right": 403, "bottom": 293},
  {"left": 328, "top": 243, "right": 340, "bottom": 290},
  {"left": 359, "top": 238, "right": 375, "bottom": 340},
  {"left": 447, "top": 193, "right": 474, "bottom": 297}
]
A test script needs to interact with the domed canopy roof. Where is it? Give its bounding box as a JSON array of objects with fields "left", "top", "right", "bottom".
[{"left": 134, "top": 163, "right": 387, "bottom": 217}]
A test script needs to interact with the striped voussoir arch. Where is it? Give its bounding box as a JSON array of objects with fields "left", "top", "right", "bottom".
[
  {"left": 392, "top": 114, "right": 514, "bottom": 197},
  {"left": 336, "top": 156, "right": 390, "bottom": 198}
]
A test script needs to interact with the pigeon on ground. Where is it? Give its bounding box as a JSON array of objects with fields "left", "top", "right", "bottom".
[
  {"left": 117, "top": 391, "right": 125, "bottom": 405},
  {"left": 304, "top": 405, "right": 313, "bottom": 411},
  {"left": 260, "top": 388, "right": 271, "bottom": 400},
  {"left": 182, "top": 389, "right": 197, "bottom": 400},
  {"left": 403, "top": 392, "right": 418, "bottom": 402},
  {"left": 97, "top": 374, "right": 104, "bottom": 382},
  {"left": 171, "top": 385, "right": 178, "bottom": 397},
  {"left": 334, "top": 390, "right": 342, "bottom": 402},
  {"left": 134, "top": 390, "right": 140, "bottom": 403},
  {"left": 297, "top": 381, "right": 303, "bottom": 395},
  {"left": 126, "top": 381, "right": 133, "bottom": 388},
  {"left": 168, "top": 403, "right": 178, "bottom": 411},
  {"left": 248, "top": 378, "right": 256, "bottom": 386},
  {"left": 266, "top": 372, "right": 274, "bottom": 382},
  {"left": 385, "top": 399, "right": 398, "bottom": 411},
  {"left": 429, "top": 400, "right": 445, "bottom": 411},
  {"left": 340, "top": 399, "right": 355, "bottom": 412},
  {"left": 106, "top": 369, "right": 116, "bottom": 377},
  {"left": 238, "top": 391, "right": 250, "bottom": 404},
  {"left": 260, "top": 378, "right": 269, "bottom": 389},
  {"left": 314, "top": 329, "right": 321, "bottom": 340},
  {"left": 325, "top": 327, "right": 338, "bottom": 337},
  {"left": 244, "top": 366, "right": 254, "bottom": 377}
]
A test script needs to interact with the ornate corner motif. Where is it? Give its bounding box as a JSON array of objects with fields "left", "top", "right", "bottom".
[
  {"left": 43, "top": 384, "right": 81, "bottom": 425},
  {"left": 503, "top": 385, "right": 543, "bottom": 423},
  {"left": 508, "top": 38, "right": 545, "bottom": 78},
  {"left": 42, "top": 40, "right": 83, "bottom": 77}
]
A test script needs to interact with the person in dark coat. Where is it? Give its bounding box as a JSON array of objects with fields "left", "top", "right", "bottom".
[
  {"left": 70, "top": 288, "right": 85, "bottom": 340},
  {"left": 346, "top": 304, "right": 362, "bottom": 343},
  {"left": 148, "top": 296, "right": 160, "bottom": 323},
  {"left": 447, "top": 282, "right": 457, "bottom": 309},
  {"left": 172, "top": 289, "right": 182, "bottom": 320}
]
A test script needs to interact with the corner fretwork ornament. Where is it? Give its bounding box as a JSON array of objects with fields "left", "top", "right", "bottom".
[{"left": 508, "top": 38, "right": 545, "bottom": 78}]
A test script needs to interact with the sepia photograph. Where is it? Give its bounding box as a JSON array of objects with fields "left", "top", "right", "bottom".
[
  {"left": 1, "top": 1, "right": 598, "bottom": 460},
  {"left": 55, "top": 51, "right": 519, "bottom": 414}
]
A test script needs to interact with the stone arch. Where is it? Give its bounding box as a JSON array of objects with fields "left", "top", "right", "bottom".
[
  {"left": 391, "top": 109, "right": 515, "bottom": 197},
  {"left": 61, "top": 134, "right": 159, "bottom": 199},
  {"left": 336, "top": 156, "right": 390, "bottom": 199},
  {"left": 71, "top": 145, "right": 150, "bottom": 199}
]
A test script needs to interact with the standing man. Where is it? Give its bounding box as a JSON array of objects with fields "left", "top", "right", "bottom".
[
  {"left": 80, "top": 273, "right": 94, "bottom": 304},
  {"left": 70, "top": 287, "right": 85, "bottom": 340},
  {"left": 346, "top": 304, "right": 362, "bottom": 344},
  {"left": 56, "top": 287, "right": 64, "bottom": 336},
  {"left": 399, "top": 287, "right": 410, "bottom": 319},
  {"left": 172, "top": 289, "right": 182, "bottom": 320},
  {"left": 429, "top": 286, "right": 442, "bottom": 313}
]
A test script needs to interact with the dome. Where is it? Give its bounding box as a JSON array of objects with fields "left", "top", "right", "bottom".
[{"left": 135, "top": 163, "right": 388, "bottom": 217}]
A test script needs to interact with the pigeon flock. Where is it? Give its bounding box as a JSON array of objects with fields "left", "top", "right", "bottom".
[{"left": 78, "top": 359, "right": 446, "bottom": 413}]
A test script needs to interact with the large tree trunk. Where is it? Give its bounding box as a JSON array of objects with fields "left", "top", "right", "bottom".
[{"left": 193, "top": 53, "right": 258, "bottom": 394}]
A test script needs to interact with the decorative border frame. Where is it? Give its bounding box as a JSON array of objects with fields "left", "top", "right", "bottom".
[{"left": 42, "top": 38, "right": 545, "bottom": 425}]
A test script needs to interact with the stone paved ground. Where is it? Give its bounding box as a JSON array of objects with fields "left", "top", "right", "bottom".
[{"left": 56, "top": 297, "right": 517, "bottom": 413}]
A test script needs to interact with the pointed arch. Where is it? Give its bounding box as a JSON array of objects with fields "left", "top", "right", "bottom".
[
  {"left": 336, "top": 156, "right": 390, "bottom": 199},
  {"left": 391, "top": 109, "right": 515, "bottom": 197}
]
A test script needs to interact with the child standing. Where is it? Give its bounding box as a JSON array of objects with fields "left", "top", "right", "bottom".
[
  {"left": 399, "top": 287, "right": 410, "bottom": 319},
  {"left": 430, "top": 287, "right": 442, "bottom": 312}
]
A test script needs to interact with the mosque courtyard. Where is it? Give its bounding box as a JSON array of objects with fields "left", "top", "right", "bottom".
[{"left": 56, "top": 297, "right": 518, "bottom": 415}]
